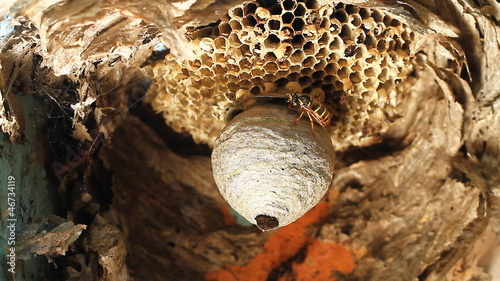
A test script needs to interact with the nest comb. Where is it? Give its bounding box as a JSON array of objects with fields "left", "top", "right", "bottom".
[{"left": 147, "top": 0, "right": 416, "bottom": 150}]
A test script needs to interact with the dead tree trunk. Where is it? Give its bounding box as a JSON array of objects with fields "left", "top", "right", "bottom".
[{"left": 0, "top": 0, "right": 499, "bottom": 280}]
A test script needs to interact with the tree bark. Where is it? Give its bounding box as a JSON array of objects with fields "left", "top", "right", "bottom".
[{"left": 0, "top": 0, "right": 499, "bottom": 280}]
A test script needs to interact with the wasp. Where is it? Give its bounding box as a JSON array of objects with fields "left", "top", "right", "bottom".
[
  {"left": 286, "top": 92, "right": 331, "bottom": 135},
  {"left": 229, "top": 91, "right": 332, "bottom": 136}
]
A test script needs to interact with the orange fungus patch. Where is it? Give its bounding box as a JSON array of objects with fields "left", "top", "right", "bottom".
[{"left": 205, "top": 201, "right": 354, "bottom": 280}]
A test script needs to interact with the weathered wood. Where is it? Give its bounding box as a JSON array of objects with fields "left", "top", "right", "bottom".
[{"left": 0, "top": 0, "right": 499, "bottom": 280}]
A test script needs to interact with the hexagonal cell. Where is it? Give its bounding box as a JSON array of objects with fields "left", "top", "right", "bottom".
[
  {"left": 315, "top": 47, "right": 329, "bottom": 59},
  {"left": 256, "top": 7, "right": 271, "bottom": 21},
  {"left": 294, "top": 3, "right": 306, "bottom": 16},
  {"left": 337, "top": 67, "right": 350, "bottom": 79},
  {"left": 334, "top": 9, "right": 348, "bottom": 23},
  {"left": 371, "top": 9, "right": 384, "bottom": 22},
  {"left": 300, "top": 67, "right": 314, "bottom": 76},
  {"left": 275, "top": 70, "right": 289, "bottom": 78},
  {"left": 236, "top": 71, "right": 250, "bottom": 81},
  {"left": 228, "top": 33, "right": 242, "bottom": 47},
  {"left": 229, "top": 7, "right": 244, "bottom": 19},
  {"left": 313, "top": 60, "right": 327, "bottom": 70},
  {"left": 376, "top": 39, "right": 389, "bottom": 52},
  {"left": 325, "top": 62, "right": 338, "bottom": 74},
  {"left": 291, "top": 34, "right": 305, "bottom": 48},
  {"left": 329, "top": 36, "right": 342, "bottom": 51},
  {"left": 214, "top": 37, "right": 227, "bottom": 52},
  {"left": 378, "top": 67, "right": 390, "bottom": 82},
  {"left": 291, "top": 17, "right": 305, "bottom": 31},
  {"left": 250, "top": 84, "right": 263, "bottom": 94},
  {"left": 229, "top": 19, "right": 243, "bottom": 31},
  {"left": 278, "top": 59, "right": 291, "bottom": 69},
  {"left": 239, "top": 58, "right": 253, "bottom": 71},
  {"left": 200, "top": 53, "right": 213, "bottom": 66},
  {"left": 311, "top": 79, "right": 323, "bottom": 88},
  {"left": 227, "top": 63, "right": 240, "bottom": 74},
  {"left": 243, "top": 2, "right": 258, "bottom": 16},
  {"left": 305, "top": 0, "right": 319, "bottom": 9},
  {"left": 215, "top": 74, "right": 229, "bottom": 84},
  {"left": 263, "top": 61, "right": 279, "bottom": 73},
  {"left": 359, "top": 7, "right": 370, "bottom": 19},
  {"left": 363, "top": 77, "right": 378, "bottom": 89},
  {"left": 270, "top": 4, "right": 283, "bottom": 15},
  {"left": 242, "top": 15, "right": 258, "bottom": 29},
  {"left": 279, "top": 26, "right": 294, "bottom": 40},
  {"left": 251, "top": 68, "right": 266, "bottom": 77},
  {"left": 302, "top": 56, "right": 317, "bottom": 67},
  {"left": 350, "top": 14, "right": 362, "bottom": 27},
  {"left": 281, "top": 12, "right": 295, "bottom": 24},
  {"left": 264, "top": 34, "right": 281, "bottom": 50},
  {"left": 312, "top": 70, "right": 326, "bottom": 80},
  {"left": 349, "top": 72, "right": 363, "bottom": 83},
  {"left": 218, "top": 22, "right": 232, "bottom": 36},
  {"left": 305, "top": 10, "right": 321, "bottom": 25},
  {"left": 303, "top": 41, "right": 316, "bottom": 55},
  {"left": 290, "top": 49, "right": 305, "bottom": 64},
  {"left": 323, "top": 75, "right": 335, "bottom": 84},
  {"left": 286, "top": 72, "right": 301, "bottom": 81}
]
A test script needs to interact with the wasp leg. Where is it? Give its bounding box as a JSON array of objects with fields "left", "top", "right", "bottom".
[
  {"left": 305, "top": 111, "right": 317, "bottom": 137},
  {"left": 290, "top": 110, "right": 305, "bottom": 126}
]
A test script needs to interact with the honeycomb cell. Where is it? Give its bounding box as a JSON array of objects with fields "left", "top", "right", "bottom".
[
  {"left": 256, "top": 7, "right": 271, "bottom": 21},
  {"left": 228, "top": 33, "right": 242, "bottom": 47},
  {"left": 325, "top": 62, "right": 338, "bottom": 74},
  {"left": 315, "top": 47, "right": 328, "bottom": 59},
  {"left": 264, "top": 34, "right": 281, "bottom": 50},
  {"left": 278, "top": 59, "right": 291, "bottom": 69},
  {"left": 250, "top": 84, "right": 263, "bottom": 94},
  {"left": 324, "top": 75, "right": 335, "bottom": 84},
  {"left": 239, "top": 58, "right": 253, "bottom": 71},
  {"left": 349, "top": 72, "right": 362, "bottom": 83},
  {"left": 303, "top": 41, "right": 316, "bottom": 55},
  {"left": 229, "top": 19, "right": 243, "bottom": 31},
  {"left": 270, "top": 4, "right": 283, "bottom": 15},
  {"left": 227, "top": 63, "right": 240, "bottom": 74},
  {"left": 329, "top": 36, "right": 342, "bottom": 50},
  {"left": 243, "top": 2, "right": 258, "bottom": 16},
  {"left": 280, "top": 26, "right": 294, "bottom": 40},
  {"left": 294, "top": 3, "right": 306, "bottom": 16},
  {"left": 335, "top": 9, "right": 348, "bottom": 23},
  {"left": 214, "top": 37, "right": 227, "bottom": 52},
  {"left": 283, "top": 0, "right": 296, "bottom": 11},
  {"left": 250, "top": 68, "right": 266, "bottom": 77},
  {"left": 314, "top": 60, "right": 327, "bottom": 70},
  {"left": 305, "top": 10, "right": 321, "bottom": 25},
  {"left": 242, "top": 15, "right": 258, "bottom": 29},
  {"left": 286, "top": 72, "right": 301, "bottom": 81},
  {"left": 371, "top": 9, "right": 384, "bottom": 22},
  {"left": 298, "top": 76, "right": 313, "bottom": 86},
  {"left": 291, "top": 34, "right": 306, "bottom": 48},
  {"left": 290, "top": 49, "right": 305, "bottom": 64},
  {"left": 219, "top": 23, "right": 232, "bottom": 36},
  {"left": 312, "top": 70, "right": 326, "bottom": 80},
  {"left": 350, "top": 14, "right": 362, "bottom": 27},
  {"left": 305, "top": 0, "right": 319, "bottom": 9},
  {"left": 263, "top": 61, "right": 279, "bottom": 73},
  {"left": 292, "top": 18, "right": 305, "bottom": 31},
  {"left": 300, "top": 67, "right": 314, "bottom": 76},
  {"left": 282, "top": 12, "right": 295, "bottom": 25}
]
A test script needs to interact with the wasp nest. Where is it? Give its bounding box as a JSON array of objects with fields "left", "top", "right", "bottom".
[
  {"left": 148, "top": 0, "right": 416, "bottom": 150},
  {"left": 212, "top": 103, "right": 335, "bottom": 230}
]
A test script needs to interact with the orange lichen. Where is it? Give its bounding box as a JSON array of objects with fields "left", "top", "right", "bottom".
[
  {"left": 285, "top": 241, "right": 355, "bottom": 280},
  {"left": 206, "top": 200, "right": 355, "bottom": 280}
]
